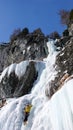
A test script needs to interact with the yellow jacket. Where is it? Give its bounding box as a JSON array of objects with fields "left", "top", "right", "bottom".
[{"left": 24, "top": 104, "right": 32, "bottom": 113}]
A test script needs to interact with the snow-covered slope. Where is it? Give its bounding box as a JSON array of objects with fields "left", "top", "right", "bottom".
[{"left": 0, "top": 39, "right": 73, "bottom": 130}]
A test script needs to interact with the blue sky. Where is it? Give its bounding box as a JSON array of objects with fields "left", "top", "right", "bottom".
[{"left": 0, "top": 0, "right": 73, "bottom": 42}]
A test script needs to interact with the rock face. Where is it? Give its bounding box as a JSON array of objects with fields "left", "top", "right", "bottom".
[
  {"left": 0, "top": 61, "right": 37, "bottom": 98},
  {"left": 68, "top": 23, "right": 73, "bottom": 36},
  {"left": 0, "top": 28, "right": 48, "bottom": 73},
  {"left": 0, "top": 28, "right": 48, "bottom": 98},
  {"left": 48, "top": 36, "right": 73, "bottom": 97},
  {"left": 0, "top": 43, "right": 10, "bottom": 73},
  {"left": 45, "top": 22, "right": 73, "bottom": 97}
]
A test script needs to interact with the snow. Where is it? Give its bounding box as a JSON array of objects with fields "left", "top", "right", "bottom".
[
  {"left": 27, "top": 46, "right": 30, "bottom": 51},
  {"left": 0, "top": 40, "right": 73, "bottom": 130},
  {"left": 23, "top": 50, "right": 25, "bottom": 54},
  {"left": 63, "top": 60, "right": 66, "bottom": 63},
  {"left": 47, "top": 39, "right": 56, "bottom": 55},
  {"left": 15, "top": 61, "right": 29, "bottom": 79},
  {"left": 48, "top": 79, "right": 73, "bottom": 130},
  {"left": 0, "top": 67, "right": 9, "bottom": 82},
  {"left": 8, "top": 63, "right": 16, "bottom": 76},
  {"left": 0, "top": 61, "right": 29, "bottom": 81},
  {"left": 59, "top": 52, "right": 64, "bottom": 56}
]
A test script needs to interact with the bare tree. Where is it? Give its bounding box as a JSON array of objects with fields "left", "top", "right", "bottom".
[
  {"left": 10, "top": 28, "right": 21, "bottom": 41},
  {"left": 48, "top": 31, "right": 60, "bottom": 40},
  {"left": 59, "top": 9, "right": 70, "bottom": 26},
  {"left": 69, "top": 9, "right": 73, "bottom": 22}
]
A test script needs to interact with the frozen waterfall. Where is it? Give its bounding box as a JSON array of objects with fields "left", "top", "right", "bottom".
[{"left": 0, "top": 40, "right": 73, "bottom": 130}]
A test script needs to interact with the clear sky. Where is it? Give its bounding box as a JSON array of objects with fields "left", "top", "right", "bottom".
[{"left": 0, "top": 0, "right": 73, "bottom": 42}]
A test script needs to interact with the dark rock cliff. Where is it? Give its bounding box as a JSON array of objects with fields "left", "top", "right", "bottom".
[
  {"left": 0, "top": 28, "right": 48, "bottom": 73},
  {"left": 47, "top": 36, "right": 73, "bottom": 98},
  {"left": 46, "top": 22, "right": 73, "bottom": 98}
]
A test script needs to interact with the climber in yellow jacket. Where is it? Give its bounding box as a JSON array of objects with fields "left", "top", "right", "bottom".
[
  {"left": 24, "top": 104, "right": 32, "bottom": 124},
  {"left": 24, "top": 104, "right": 32, "bottom": 113}
]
